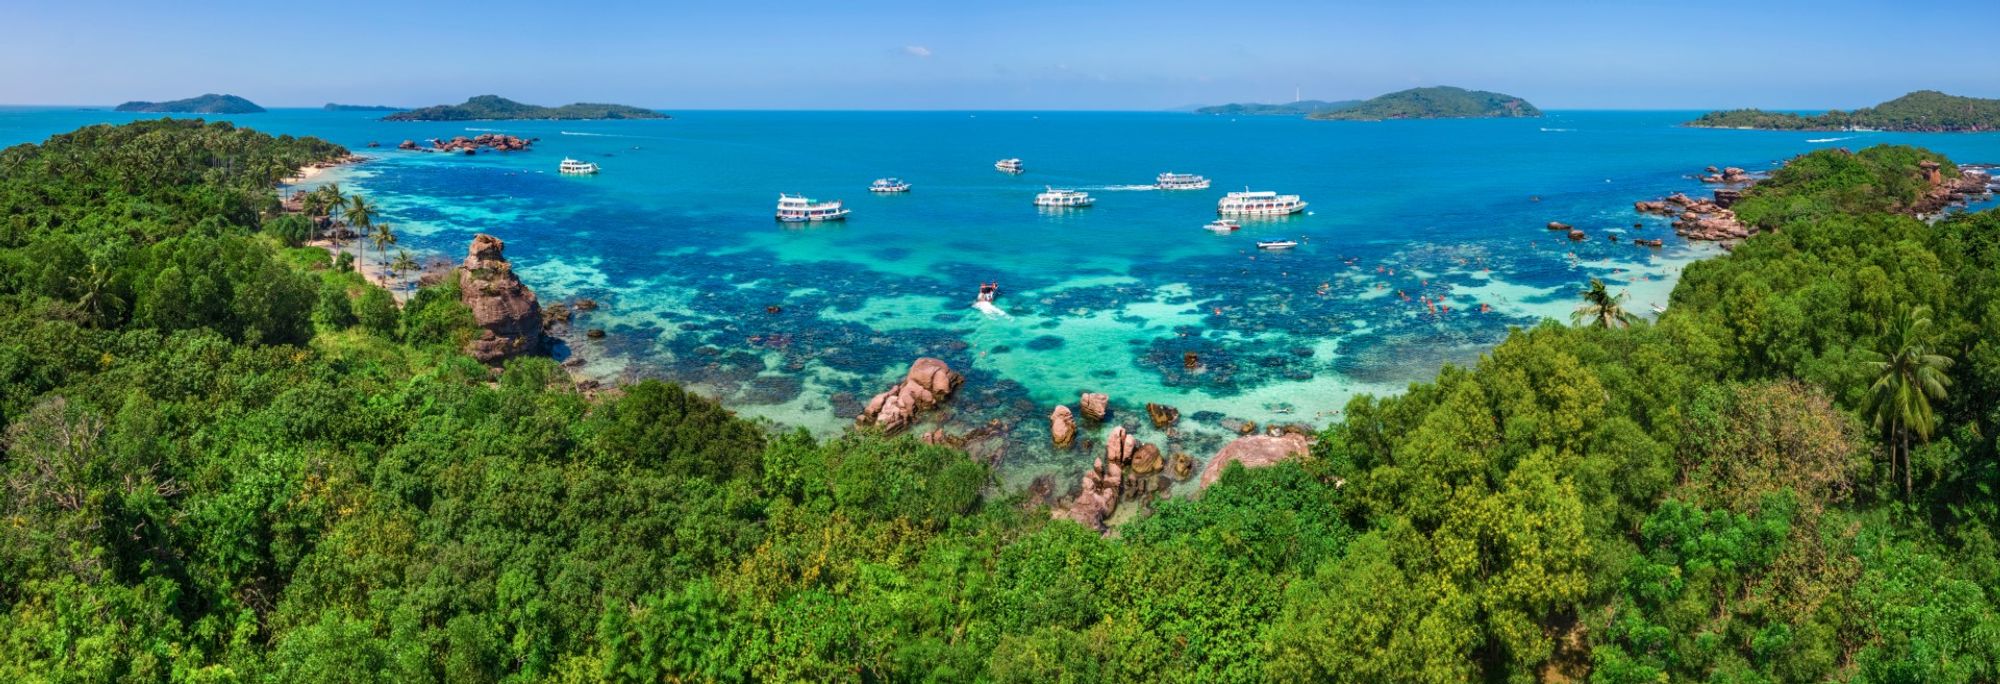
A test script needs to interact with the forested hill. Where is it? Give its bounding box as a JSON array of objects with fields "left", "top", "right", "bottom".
[
  {"left": 113, "top": 93, "right": 265, "bottom": 114},
  {"left": 1690, "top": 90, "right": 2000, "bottom": 132},
  {"left": 1193, "top": 99, "right": 1362, "bottom": 116},
  {"left": 4, "top": 120, "right": 2000, "bottom": 681},
  {"left": 382, "top": 95, "right": 668, "bottom": 121},
  {"left": 1307, "top": 86, "right": 1540, "bottom": 120}
]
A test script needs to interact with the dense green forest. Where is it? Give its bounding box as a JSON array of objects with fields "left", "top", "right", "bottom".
[
  {"left": 113, "top": 95, "right": 266, "bottom": 114},
  {"left": 1306, "top": 86, "right": 1540, "bottom": 121},
  {"left": 3, "top": 121, "right": 2000, "bottom": 682},
  {"left": 382, "top": 96, "right": 667, "bottom": 122},
  {"left": 1690, "top": 90, "right": 2000, "bottom": 132}
]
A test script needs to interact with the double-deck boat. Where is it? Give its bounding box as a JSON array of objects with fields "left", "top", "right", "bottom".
[
  {"left": 870, "top": 178, "right": 912, "bottom": 193},
  {"left": 1203, "top": 219, "right": 1241, "bottom": 232},
  {"left": 1256, "top": 240, "right": 1299, "bottom": 250},
  {"left": 558, "top": 158, "right": 600, "bottom": 175},
  {"left": 1034, "top": 187, "right": 1095, "bottom": 208},
  {"left": 1217, "top": 189, "right": 1307, "bottom": 216},
  {"left": 775, "top": 194, "right": 850, "bottom": 222},
  {"left": 1156, "top": 172, "right": 1211, "bottom": 190},
  {"left": 995, "top": 158, "right": 1025, "bottom": 173}
]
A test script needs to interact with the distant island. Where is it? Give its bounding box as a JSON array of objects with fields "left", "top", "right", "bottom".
[
  {"left": 1307, "top": 86, "right": 1539, "bottom": 121},
  {"left": 113, "top": 93, "right": 265, "bottom": 114},
  {"left": 1194, "top": 99, "right": 1362, "bottom": 116},
  {"left": 324, "top": 103, "right": 403, "bottom": 112},
  {"left": 1193, "top": 87, "right": 1537, "bottom": 121},
  {"left": 1688, "top": 90, "right": 2000, "bottom": 132},
  {"left": 382, "top": 95, "right": 668, "bottom": 121}
]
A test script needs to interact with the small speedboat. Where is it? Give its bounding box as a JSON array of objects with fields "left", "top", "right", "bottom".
[
  {"left": 995, "top": 158, "right": 1025, "bottom": 173},
  {"left": 1203, "top": 219, "right": 1241, "bottom": 232},
  {"left": 1256, "top": 240, "right": 1299, "bottom": 250},
  {"left": 870, "top": 178, "right": 912, "bottom": 193},
  {"left": 977, "top": 282, "right": 999, "bottom": 303}
]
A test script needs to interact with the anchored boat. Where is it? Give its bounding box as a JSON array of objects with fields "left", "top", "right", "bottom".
[
  {"left": 1034, "top": 187, "right": 1095, "bottom": 208},
  {"left": 870, "top": 178, "right": 912, "bottom": 193},
  {"left": 775, "top": 194, "right": 850, "bottom": 223},
  {"left": 995, "top": 158, "right": 1025, "bottom": 173},
  {"left": 1256, "top": 240, "right": 1299, "bottom": 250},
  {"left": 558, "top": 158, "right": 600, "bottom": 175},
  {"left": 1218, "top": 189, "right": 1307, "bottom": 216},
  {"left": 1203, "top": 219, "right": 1241, "bottom": 232}
]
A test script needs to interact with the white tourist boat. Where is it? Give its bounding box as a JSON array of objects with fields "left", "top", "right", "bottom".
[
  {"left": 1256, "top": 240, "right": 1299, "bottom": 250},
  {"left": 870, "top": 177, "right": 912, "bottom": 192},
  {"left": 1034, "top": 187, "right": 1094, "bottom": 208},
  {"left": 995, "top": 158, "right": 1025, "bottom": 173},
  {"left": 558, "top": 158, "right": 600, "bottom": 175},
  {"left": 1157, "top": 172, "right": 1211, "bottom": 190},
  {"left": 775, "top": 193, "right": 850, "bottom": 222},
  {"left": 1217, "top": 189, "right": 1307, "bottom": 216},
  {"left": 1203, "top": 219, "right": 1241, "bottom": 232}
]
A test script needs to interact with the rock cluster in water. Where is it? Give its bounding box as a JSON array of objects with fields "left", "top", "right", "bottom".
[
  {"left": 460, "top": 234, "right": 547, "bottom": 365},
  {"left": 1049, "top": 405, "right": 1076, "bottom": 448},
  {"left": 402, "top": 133, "right": 535, "bottom": 154},
  {"left": 855, "top": 357, "right": 962, "bottom": 434}
]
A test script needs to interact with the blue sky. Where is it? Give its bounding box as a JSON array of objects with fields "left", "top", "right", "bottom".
[{"left": 2, "top": 0, "right": 1991, "bottom": 110}]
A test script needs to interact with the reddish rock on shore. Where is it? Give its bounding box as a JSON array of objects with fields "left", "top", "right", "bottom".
[
  {"left": 1199, "top": 432, "right": 1313, "bottom": 488},
  {"left": 856, "top": 358, "right": 963, "bottom": 434},
  {"left": 459, "top": 234, "right": 546, "bottom": 365},
  {"left": 1050, "top": 405, "right": 1076, "bottom": 449}
]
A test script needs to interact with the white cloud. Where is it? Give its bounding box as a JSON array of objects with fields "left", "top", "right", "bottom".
[{"left": 903, "top": 45, "right": 933, "bottom": 59}]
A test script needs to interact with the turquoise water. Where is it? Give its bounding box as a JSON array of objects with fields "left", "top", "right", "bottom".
[{"left": 8, "top": 107, "right": 1999, "bottom": 485}]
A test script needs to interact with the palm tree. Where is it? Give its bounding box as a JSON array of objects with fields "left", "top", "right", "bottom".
[
  {"left": 300, "top": 192, "right": 326, "bottom": 239},
  {"left": 1570, "top": 278, "right": 1639, "bottom": 329},
  {"left": 70, "top": 257, "right": 123, "bottom": 328},
  {"left": 344, "top": 195, "right": 376, "bottom": 266},
  {"left": 390, "top": 249, "right": 419, "bottom": 292},
  {"left": 369, "top": 222, "right": 398, "bottom": 281},
  {"left": 1859, "top": 304, "right": 1953, "bottom": 499}
]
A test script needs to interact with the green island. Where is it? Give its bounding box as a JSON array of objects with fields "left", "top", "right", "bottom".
[
  {"left": 5, "top": 120, "right": 2000, "bottom": 682},
  {"left": 323, "top": 103, "right": 403, "bottom": 112},
  {"left": 1194, "top": 99, "right": 1362, "bottom": 116},
  {"left": 1307, "top": 86, "right": 1540, "bottom": 120},
  {"left": 1690, "top": 90, "right": 2000, "bottom": 132},
  {"left": 1197, "top": 86, "right": 1538, "bottom": 121},
  {"left": 382, "top": 95, "right": 668, "bottom": 121},
  {"left": 112, "top": 93, "right": 265, "bottom": 114}
]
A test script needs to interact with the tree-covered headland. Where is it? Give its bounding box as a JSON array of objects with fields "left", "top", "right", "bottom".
[
  {"left": 2, "top": 120, "right": 1999, "bottom": 681},
  {"left": 1690, "top": 90, "right": 2000, "bottom": 132}
]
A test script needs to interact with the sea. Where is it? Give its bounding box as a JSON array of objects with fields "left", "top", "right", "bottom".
[{"left": 6, "top": 107, "right": 1999, "bottom": 490}]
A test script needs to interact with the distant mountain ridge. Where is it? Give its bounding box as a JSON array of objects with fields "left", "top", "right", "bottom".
[
  {"left": 1688, "top": 91, "right": 2000, "bottom": 132},
  {"left": 1194, "top": 100, "right": 1363, "bottom": 116},
  {"left": 324, "top": 103, "right": 403, "bottom": 112},
  {"left": 114, "top": 94, "right": 265, "bottom": 114},
  {"left": 1308, "top": 87, "right": 1539, "bottom": 121},
  {"left": 383, "top": 95, "right": 667, "bottom": 121}
]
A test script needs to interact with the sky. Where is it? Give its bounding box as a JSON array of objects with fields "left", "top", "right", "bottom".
[{"left": 1, "top": 0, "right": 1993, "bottom": 110}]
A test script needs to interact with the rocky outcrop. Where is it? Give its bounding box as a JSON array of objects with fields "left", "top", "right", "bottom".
[
  {"left": 1145, "top": 402, "right": 1180, "bottom": 429},
  {"left": 1546, "top": 221, "right": 1572, "bottom": 231},
  {"left": 1699, "top": 166, "right": 1755, "bottom": 184},
  {"left": 1063, "top": 426, "right": 1139, "bottom": 531},
  {"left": 1639, "top": 191, "right": 1752, "bottom": 242},
  {"left": 423, "top": 133, "right": 534, "bottom": 154},
  {"left": 1914, "top": 163, "right": 1993, "bottom": 215},
  {"left": 459, "top": 234, "right": 546, "bottom": 365},
  {"left": 1050, "top": 405, "right": 1076, "bottom": 448},
  {"left": 1199, "top": 432, "right": 1313, "bottom": 488},
  {"left": 1130, "top": 443, "right": 1164, "bottom": 476},
  {"left": 1079, "top": 392, "right": 1109, "bottom": 421},
  {"left": 855, "top": 358, "right": 962, "bottom": 434},
  {"left": 397, "top": 139, "right": 418, "bottom": 150}
]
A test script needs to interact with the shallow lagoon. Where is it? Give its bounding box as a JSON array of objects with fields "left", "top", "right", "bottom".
[{"left": 7, "top": 107, "right": 1997, "bottom": 487}]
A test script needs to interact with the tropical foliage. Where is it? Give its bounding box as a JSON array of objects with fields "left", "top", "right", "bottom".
[
  {"left": 4, "top": 122, "right": 2000, "bottom": 683},
  {"left": 1307, "top": 86, "right": 1540, "bottom": 120},
  {"left": 382, "top": 95, "right": 667, "bottom": 121},
  {"left": 1690, "top": 90, "right": 2000, "bottom": 132}
]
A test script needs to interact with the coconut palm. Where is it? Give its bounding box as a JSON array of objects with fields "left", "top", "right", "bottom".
[
  {"left": 1570, "top": 278, "right": 1639, "bottom": 329},
  {"left": 1858, "top": 304, "right": 1953, "bottom": 498},
  {"left": 390, "top": 249, "right": 419, "bottom": 292},
  {"left": 344, "top": 195, "right": 376, "bottom": 265},
  {"left": 300, "top": 192, "right": 326, "bottom": 238},
  {"left": 71, "top": 257, "right": 123, "bottom": 328},
  {"left": 369, "top": 222, "right": 398, "bottom": 272}
]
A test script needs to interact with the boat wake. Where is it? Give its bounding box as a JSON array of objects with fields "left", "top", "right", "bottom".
[
  {"left": 1084, "top": 184, "right": 1159, "bottom": 191},
  {"left": 1806, "top": 136, "right": 1854, "bottom": 143},
  {"left": 561, "top": 131, "right": 622, "bottom": 137},
  {"left": 464, "top": 127, "right": 506, "bottom": 132},
  {"left": 972, "top": 301, "right": 1009, "bottom": 317},
  {"left": 1539, "top": 127, "right": 1576, "bottom": 132}
]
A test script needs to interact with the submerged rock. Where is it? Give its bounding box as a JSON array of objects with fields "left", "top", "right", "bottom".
[
  {"left": 1146, "top": 402, "right": 1180, "bottom": 429},
  {"left": 459, "top": 234, "right": 546, "bottom": 365}
]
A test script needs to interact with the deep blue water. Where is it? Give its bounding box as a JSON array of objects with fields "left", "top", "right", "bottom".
[{"left": 7, "top": 107, "right": 1998, "bottom": 484}]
